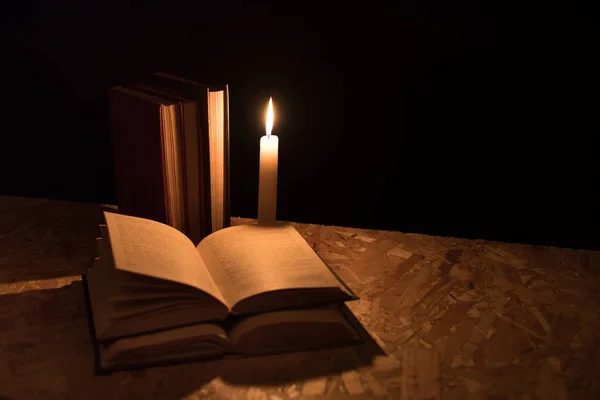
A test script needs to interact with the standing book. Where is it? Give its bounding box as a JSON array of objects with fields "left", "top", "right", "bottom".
[
  {"left": 109, "top": 73, "right": 230, "bottom": 244},
  {"left": 84, "top": 212, "right": 362, "bottom": 372}
]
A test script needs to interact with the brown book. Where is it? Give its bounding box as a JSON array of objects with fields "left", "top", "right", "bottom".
[
  {"left": 109, "top": 74, "right": 229, "bottom": 244},
  {"left": 84, "top": 212, "right": 359, "bottom": 371}
]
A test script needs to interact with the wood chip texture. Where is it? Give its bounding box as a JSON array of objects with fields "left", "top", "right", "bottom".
[{"left": 1, "top": 197, "right": 599, "bottom": 399}]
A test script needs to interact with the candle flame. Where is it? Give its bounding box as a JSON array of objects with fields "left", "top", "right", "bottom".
[{"left": 266, "top": 97, "right": 274, "bottom": 137}]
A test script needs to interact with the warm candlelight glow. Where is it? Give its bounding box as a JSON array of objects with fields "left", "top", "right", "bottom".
[{"left": 266, "top": 97, "right": 274, "bottom": 138}]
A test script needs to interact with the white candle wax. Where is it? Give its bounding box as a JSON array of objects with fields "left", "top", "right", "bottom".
[
  {"left": 258, "top": 97, "right": 278, "bottom": 225},
  {"left": 258, "top": 135, "right": 279, "bottom": 225}
]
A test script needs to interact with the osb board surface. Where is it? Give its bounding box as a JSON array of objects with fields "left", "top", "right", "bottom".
[{"left": 1, "top": 197, "right": 600, "bottom": 399}]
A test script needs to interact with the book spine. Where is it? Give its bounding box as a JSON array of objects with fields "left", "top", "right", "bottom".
[
  {"left": 223, "top": 85, "right": 231, "bottom": 228},
  {"left": 158, "top": 106, "right": 171, "bottom": 225},
  {"left": 198, "top": 89, "right": 212, "bottom": 237},
  {"left": 177, "top": 102, "right": 191, "bottom": 237}
]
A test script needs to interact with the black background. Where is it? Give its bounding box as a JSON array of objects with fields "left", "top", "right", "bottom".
[{"left": 3, "top": 1, "right": 598, "bottom": 249}]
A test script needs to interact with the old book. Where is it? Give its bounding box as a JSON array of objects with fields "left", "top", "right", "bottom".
[
  {"left": 84, "top": 271, "right": 362, "bottom": 372},
  {"left": 109, "top": 74, "right": 229, "bottom": 244},
  {"left": 85, "top": 212, "right": 357, "bottom": 344}
]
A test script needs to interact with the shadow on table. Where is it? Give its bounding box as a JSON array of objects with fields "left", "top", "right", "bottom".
[
  {"left": 0, "top": 281, "right": 383, "bottom": 400},
  {"left": 0, "top": 196, "right": 103, "bottom": 284}
]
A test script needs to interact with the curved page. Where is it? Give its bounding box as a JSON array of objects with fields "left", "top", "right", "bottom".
[
  {"left": 104, "top": 212, "right": 225, "bottom": 305},
  {"left": 197, "top": 224, "right": 347, "bottom": 308}
]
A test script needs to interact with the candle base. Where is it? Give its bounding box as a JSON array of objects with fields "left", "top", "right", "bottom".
[
  {"left": 257, "top": 218, "right": 278, "bottom": 226},
  {"left": 257, "top": 205, "right": 277, "bottom": 226}
]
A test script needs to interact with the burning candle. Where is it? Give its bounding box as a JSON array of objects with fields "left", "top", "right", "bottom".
[{"left": 258, "top": 97, "right": 278, "bottom": 225}]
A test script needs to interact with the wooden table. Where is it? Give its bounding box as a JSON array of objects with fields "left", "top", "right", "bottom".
[{"left": 1, "top": 196, "right": 599, "bottom": 399}]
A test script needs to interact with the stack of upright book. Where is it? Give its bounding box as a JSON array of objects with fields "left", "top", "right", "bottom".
[{"left": 109, "top": 73, "right": 230, "bottom": 244}]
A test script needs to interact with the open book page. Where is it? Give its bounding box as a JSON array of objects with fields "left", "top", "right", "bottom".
[
  {"left": 196, "top": 223, "right": 347, "bottom": 308},
  {"left": 103, "top": 212, "right": 226, "bottom": 305},
  {"left": 90, "top": 233, "right": 228, "bottom": 340}
]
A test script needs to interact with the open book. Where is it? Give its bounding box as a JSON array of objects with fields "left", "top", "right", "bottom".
[
  {"left": 85, "top": 271, "right": 361, "bottom": 372},
  {"left": 86, "top": 212, "right": 357, "bottom": 343}
]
